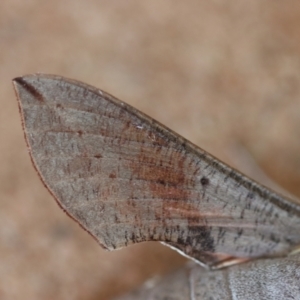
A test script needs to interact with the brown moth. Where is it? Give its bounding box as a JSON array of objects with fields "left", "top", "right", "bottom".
[{"left": 13, "top": 74, "right": 300, "bottom": 269}]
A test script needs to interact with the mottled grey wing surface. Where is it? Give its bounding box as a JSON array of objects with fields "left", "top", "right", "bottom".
[
  {"left": 116, "top": 254, "right": 300, "bottom": 300},
  {"left": 13, "top": 74, "right": 300, "bottom": 268}
]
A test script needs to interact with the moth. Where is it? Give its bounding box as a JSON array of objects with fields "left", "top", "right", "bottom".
[{"left": 13, "top": 74, "right": 300, "bottom": 270}]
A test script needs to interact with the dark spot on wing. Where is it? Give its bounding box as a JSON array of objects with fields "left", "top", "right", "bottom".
[
  {"left": 167, "top": 225, "right": 217, "bottom": 266},
  {"left": 234, "top": 228, "right": 244, "bottom": 242},
  {"left": 187, "top": 226, "right": 215, "bottom": 252},
  {"left": 109, "top": 172, "right": 116, "bottom": 179},
  {"left": 200, "top": 177, "right": 209, "bottom": 186},
  {"left": 270, "top": 233, "right": 280, "bottom": 244},
  {"left": 157, "top": 179, "right": 166, "bottom": 185},
  {"left": 56, "top": 103, "right": 64, "bottom": 109},
  {"left": 247, "top": 192, "right": 255, "bottom": 199}
]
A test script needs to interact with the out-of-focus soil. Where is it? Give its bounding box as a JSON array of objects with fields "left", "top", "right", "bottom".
[{"left": 1, "top": 1, "right": 300, "bottom": 299}]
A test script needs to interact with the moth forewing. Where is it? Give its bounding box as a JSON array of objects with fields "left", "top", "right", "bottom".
[{"left": 13, "top": 74, "right": 300, "bottom": 269}]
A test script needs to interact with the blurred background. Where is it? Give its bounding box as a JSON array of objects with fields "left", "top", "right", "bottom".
[{"left": 1, "top": 1, "right": 300, "bottom": 299}]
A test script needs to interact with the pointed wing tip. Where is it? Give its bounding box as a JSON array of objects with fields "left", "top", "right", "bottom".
[
  {"left": 13, "top": 74, "right": 52, "bottom": 105},
  {"left": 13, "top": 76, "right": 28, "bottom": 108},
  {"left": 13, "top": 74, "right": 37, "bottom": 85},
  {"left": 12, "top": 75, "right": 37, "bottom": 97},
  {"left": 13, "top": 73, "right": 52, "bottom": 88},
  {"left": 12, "top": 76, "right": 26, "bottom": 92},
  {"left": 12, "top": 76, "right": 23, "bottom": 83}
]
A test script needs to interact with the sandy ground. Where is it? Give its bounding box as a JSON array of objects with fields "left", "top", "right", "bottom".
[{"left": 1, "top": 1, "right": 300, "bottom": 299}]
